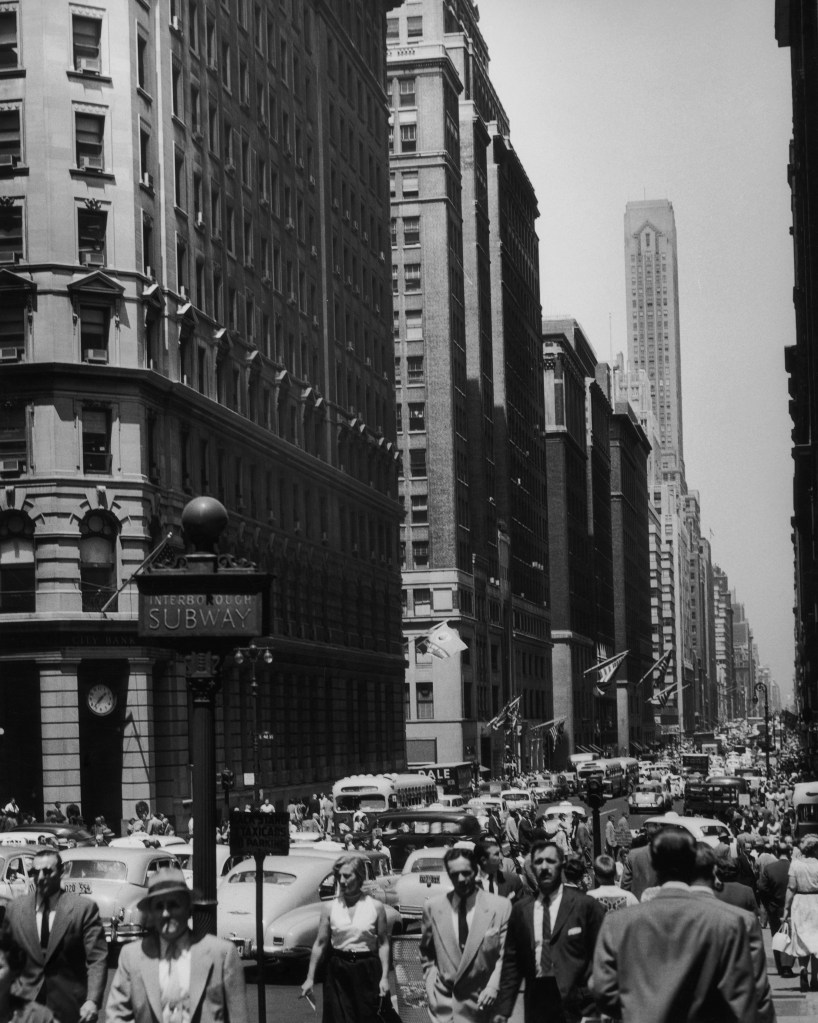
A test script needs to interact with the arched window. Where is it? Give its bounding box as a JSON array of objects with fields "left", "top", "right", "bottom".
[
  {"left": 0, "top": 510, "right": 34, "bottom": 612},
  {"left": 79, "top": 510, "right": 119, "bottom": 611}
]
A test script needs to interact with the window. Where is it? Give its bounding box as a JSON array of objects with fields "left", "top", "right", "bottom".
[
  {"left": 79, "top": 510, "right": 118, "bottom": 612},
  {"left": 75, "top": 112, "right": 105, "bottom": 171},
  {"left": 399, "top": 78, "right": 416, "bottom": 107},
  {"left": 136, "top": 35, "right": 147, "bottom": 89},
  {"left": 0, "top": 11, "right": 19, "bottom": 70},
  {"left": 409, "top": 448, "right": 426, "bottom": 478},
  {"left": 0, "top": 511, "right": 35, "bottom": 613},
  {"left": 403, "top": 216, "right": 419, "bottom": 245},
  {"left": 395, "top": 402, "right": 402, "bottom": 433},
  {"left": 174, "top": 149, "right": 186, "bottom": 209},
  {"left": 402, "top": 172, "right": 418, "bottom": 196},
  {"left": 79, "top": 306, "right": 110, "bottom": 362},
  {"left": 72, "top": 15, "right": 102, "bottom": 73},
  {"left": 386, "top": 18, "right": 398, "bottom": 41},
  {"left": 0, "top": 404, "right": 26, "bottom": 479},
  {"left": 407, "top": 355, "right": 423, "bottom": 383},
  {"left": 410, "top": 494, "right": 428, "bottom": 523},
  {"left": 0, "top": 105, "right": 20, "bottom": 167},
  {"left": 0, "top": 304, "right": 24, "bottom": 354},
  {"left": 404, "top": 263, "right": 421, "bottom": 291},
  {"left": 405, "top": 309, "right": 422, "bottom": 340},
  {"left": 77, "top": 205, "right": 107, "bottom": 268},
  {"left": 0, "top": 202, "right": 23, "bottom": 263},
  {"left": 408, "top": 403, "right": 425, "bottom": 431},
  {"left": 416, "top": 683, "right": 433, "bottom": 719},
  {"left": 407, "top": 16, "right": 423, "bottom": 38},
  {"left": 82, "top": 409, "right": 111, "bottom": 474},
  {"left": 400, "top": 124, "right": 417, "bottom": 153}
]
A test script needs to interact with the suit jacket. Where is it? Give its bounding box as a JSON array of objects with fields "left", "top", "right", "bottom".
[
  {"left": 495, "top": 887, "right": 605, "bottom": 1023},
  {"left": 716, "top": 881, "right": 758, "bottom": 917},
  {"left": 757, "top": 858, "right": 790, "bottom": 915},
  {"left": 483, "top": 870, "right": 523, "bottom": 901},
  {"left": 620, "top": 844, "right": 657, "bottom": 899},
  {"left": 419, "top": 888, "right": 511, "bottom": 1023},
  {"left": 3, "top": 892, "right": 107, "bottom": 1023},
  {"left": 106, "top": 932, "right": 248, "bottom": 1023},
  {"left": 690, "top": 887, "right": 774, "bottom": 1023},
  {"left": 590, "top": 886, "right": 758, "bottom": 1023}
]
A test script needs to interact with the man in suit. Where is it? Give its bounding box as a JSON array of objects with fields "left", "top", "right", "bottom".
[
  {"left": 106, "top": 866, "right": 248, "bottom": 1023},
  {"left": 690, "top": 842, "right": 774, "bottom": 1023},
  {"left": 419, "top": 845, "right": 511, "bottom": 1022},
  {"left": 475, "top": 838, "right": 523, "bottom": 901},
  {"left": 620, "top": 835, "right": 657, "bottom": 898},
  {"left": 590, "top": 829, "right": 758, "bottom": 1023},
  {"left": 758, "top": 841, "right": 795, "bottom": 976},
  {"left": 2, "top": 848, "right": 107, "bottom": 1023},
  {"left": 494, "top": 839, "right": 605, "bottom": 1023}
]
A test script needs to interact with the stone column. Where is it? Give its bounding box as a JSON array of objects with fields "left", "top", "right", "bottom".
[
  {"left": 121, "top": 656, "right": 157, "bottom": 816},
  {"left": 38, "top": 658, "right": 81, "bottom": 814}
]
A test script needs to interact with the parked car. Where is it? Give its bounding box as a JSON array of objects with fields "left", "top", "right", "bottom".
[
  {"left": 628, "top": 782, "right": 672, "bottom": 815},
  {"left": 391, "top": 848, "right": 453, "bottom": 926},
  {"left": 109, "top": 835, "right": 186, "bottom": 850},
  {"left": 169, "top": 844, "right": 248, "bottom": 889},
  {"left": 0, "top": 845, "right": 46, "bottom": 922},
  {"left": 642, "top": 811, "right": 731, "bottom": 848},
  {"left": 0, "top": 825, "right": 95, "bottom": 849},
  {"left": 217, "top": 852, "right": 402, "bottom": 963},
  {"left": 60, "top": 845, "right": 184, "bottom": 944}
]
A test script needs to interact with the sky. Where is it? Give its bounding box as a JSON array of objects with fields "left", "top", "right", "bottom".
[{"left": 477, "top": 1, "right": 796, "bottom": 702}]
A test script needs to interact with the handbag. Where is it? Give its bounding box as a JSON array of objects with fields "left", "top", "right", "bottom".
[
  {"left": 377, "top": 994, "right": 403, "bottom": 1023},
  {"left": 772, "top": 921, "right": 792, "bottom": 953}
]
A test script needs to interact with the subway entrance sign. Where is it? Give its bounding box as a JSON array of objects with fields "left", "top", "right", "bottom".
[
  {"left": 230, "top": 809, "right": 290, "bottom": 857},
  {"left": 140, "top": 590, "right": 263, "bottom": 638}
]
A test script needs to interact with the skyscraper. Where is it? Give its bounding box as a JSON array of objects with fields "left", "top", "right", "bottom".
[{"left": 624, "top": 199, "right": 685, "bottom": 483}]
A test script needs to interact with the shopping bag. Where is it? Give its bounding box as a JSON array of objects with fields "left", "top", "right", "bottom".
[
  {"left": 376, "top": 994, "right": 402, "bottom": 1023},
  {"left": 772, "top": 922, "right": 792, "bottom": 953}
]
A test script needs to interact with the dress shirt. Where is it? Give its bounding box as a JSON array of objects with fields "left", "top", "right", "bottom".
[
  {"left": 534, "top": 884, "right": 563, "bottom": 978},
  {"left": 159, "top": 933, "right": 192, "bottom": 1023},
  {"left": 450, "top": 891, "right": 478, "bottom": 942},
  {"left": 477, "top": 870, "right": 497, "bottom": 894}
]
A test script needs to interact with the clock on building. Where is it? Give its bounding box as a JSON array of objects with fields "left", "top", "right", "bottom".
[{"left": 87, "top": 683, "right": 116, "bottom": 716}]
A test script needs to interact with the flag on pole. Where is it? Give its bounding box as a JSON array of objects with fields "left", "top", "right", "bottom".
[
  {"left": 418, "top": 621, "right": 468, "bottom": 659},
  {"left": 635, "top": 648, "right": 674, "bottom": 689},
  {"left": 548, "top": 717, "right": 565, "bottom": 751},
  {"left": 488, "top": 694, "right": 522, "bottom": 731},
  {"left": 648, "top": 683, "right": 689, "bottom": 708},
  {"left": 585, "top": 650, "right": 629, "bottom": 696}
]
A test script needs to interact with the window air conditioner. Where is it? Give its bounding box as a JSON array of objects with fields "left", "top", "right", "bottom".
[
  {"left": 0, "top": 460, "right": 21, "bottom": 473},
  {"left": 82, "top": 250, "right": 105, "bottom": 267},
  {"left": 171, "top": 15, "right": 182, "bottom": 32},
  {"left": 0, "top": 154, "right": 15, "bottom": 166},
  {"left": 78, "top": 57, "right": 101, "bottom": 74},
  {"left": 80, "top": 154, "right": 104, "bottom": 171},
  {"left": 85, "top": 349, "right": 109, "bottom": 363},
  {"left": 195, "top": 212, "right": 204, "bottom": 228},
  {"left": 0, "top": 348, "right": 21, "bottom": 362}
]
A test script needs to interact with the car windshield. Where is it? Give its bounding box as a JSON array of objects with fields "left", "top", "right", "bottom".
[
  {"left": 228, "top": 870, "right": 296, "bottom": 885},
  {"left": 700, "top": 825, "right": 728, "bottom": 838},
  {"left": 62, "top": 860, "right": 128, "bottom": 881},
  {"left": 410, "top": 858, "right": 445, "bottom": 873}
]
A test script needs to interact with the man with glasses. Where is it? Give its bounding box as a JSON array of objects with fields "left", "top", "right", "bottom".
[{"left": 1, "top": 849, "right": 107, "bottom": 1023}]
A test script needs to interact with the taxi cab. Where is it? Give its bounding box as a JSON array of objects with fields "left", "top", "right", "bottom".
[
  {"left": 60, "top": 845, "right": 183, "bottom": 945},
  {"left": 0, "top": 845, "right": 44, "bottom": 921},
  {"left": 392, "top": 847, "right": 452, "bottom": 925}
]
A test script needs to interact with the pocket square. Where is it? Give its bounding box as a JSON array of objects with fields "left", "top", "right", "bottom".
[{"left": 567, "top": 926, "right": 582, "bottom": 936}]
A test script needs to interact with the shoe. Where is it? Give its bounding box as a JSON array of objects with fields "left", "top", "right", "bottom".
[
  {"left": 800, "top": 969, "right": 809, "bottom": 992},
  {"left": 811, "top": 977, "right": 818, "bottom": 992}
]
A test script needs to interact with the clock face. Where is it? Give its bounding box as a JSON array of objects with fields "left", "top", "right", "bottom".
[{"left": 87, "top": 684, "right": 116, "bottom": 716}]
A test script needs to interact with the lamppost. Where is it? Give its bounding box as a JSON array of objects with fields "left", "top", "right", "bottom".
[
  {"left": 233, "top": 642, "right": 273, "bottom": 806},
  {"left": 754, "top": 681, "right": 771, "bottom": 777}
]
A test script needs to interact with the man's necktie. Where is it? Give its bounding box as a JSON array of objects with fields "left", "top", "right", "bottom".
[
  {"left": 489, "top": 876, "right": 496, "bottom": 894},
  {"left": 457, "top": 898, "right": 469, "bottom": 951},
  {"left": 540, "top": 897, "right": 553, "bottom": 975},
  {"left": 40, "top": 898, "right": 49, "bottom": 948}
]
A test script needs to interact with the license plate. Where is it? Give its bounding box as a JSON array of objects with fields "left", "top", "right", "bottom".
[
  {"left": 63, "top": 882, "right": 92, "bottom": 895},
  {"left": 419, "top": 875, "right": 440, "bottom": 885}
]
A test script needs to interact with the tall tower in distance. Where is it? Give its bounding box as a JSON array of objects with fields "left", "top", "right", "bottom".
[{"left": 624, "top": 199, "right": 685, "bottom": 485}]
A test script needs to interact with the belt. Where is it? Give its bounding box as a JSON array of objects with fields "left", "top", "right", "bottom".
[{"left": 333, "top": 948, "right": 376, "bottom": 961}]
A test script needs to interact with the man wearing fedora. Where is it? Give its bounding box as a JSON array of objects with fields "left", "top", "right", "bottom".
[{"left": 106, "top": 867, "right": 248, "bottom": 1023}]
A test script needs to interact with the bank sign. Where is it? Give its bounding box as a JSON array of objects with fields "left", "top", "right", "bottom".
[{"left": 139, "top": 592, "right": 263, "bottom": 637}]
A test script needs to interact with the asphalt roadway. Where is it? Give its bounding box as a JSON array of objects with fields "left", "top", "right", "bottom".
[{"left": 97, "top": 794, "right": 813, "bottom": 1022}]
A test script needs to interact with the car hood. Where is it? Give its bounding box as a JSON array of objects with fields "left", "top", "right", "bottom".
[{"left": 217, "top": 885, "right": 315, "bottom": 939}]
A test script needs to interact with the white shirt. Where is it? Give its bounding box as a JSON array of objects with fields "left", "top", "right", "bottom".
[
  {"left": 36, "top": 897, "right": 57, "bottom": 943},
  {"left": 159, "top": 935, "right": 192, "bottom": 1023},
  {"left": 533, "top": 884, "right": 563, "bottom": 977}
]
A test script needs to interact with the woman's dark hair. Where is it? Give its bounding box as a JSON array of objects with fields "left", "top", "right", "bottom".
[
  {"left": 562, "top": 853, "right": 586, "bottom": 886},
  {"left": 0, "top": 932, "right": 28, "bottom": 974}
]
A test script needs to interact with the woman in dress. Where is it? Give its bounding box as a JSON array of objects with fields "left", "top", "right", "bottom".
[
  {"left": 0, "top": 932, "right": 55, "bottom": 1023},
  {"left": 301, "top": 853, "right": 391, "bottom": 1021},
  {"left": 782, "top": 832, "right": 818, "bottom": 991}
]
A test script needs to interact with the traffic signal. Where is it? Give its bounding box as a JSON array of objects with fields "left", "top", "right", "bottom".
[
  {"left": 220, "top": 768, "right": 234, "bottom": 790},
  {"left": 586, "top": 777, "right": 606, "bottom": 809}
]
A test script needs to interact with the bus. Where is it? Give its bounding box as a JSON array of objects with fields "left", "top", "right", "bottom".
[
  {"left": 577, "top": 759, "right": 625, "bottom": 799},
  {"left": 681, "top": 753, "right": 711, "bottom": 777},
  {"left": 331, "top": 773, "right": 438, "bottom": 833},
  {"left": 614, "top": 757, "right": 640, "bottom": 794}
]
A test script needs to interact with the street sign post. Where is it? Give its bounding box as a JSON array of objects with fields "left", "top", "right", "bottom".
[{"left": 230, "top": 809, "right": 289, "bottom": 1023}]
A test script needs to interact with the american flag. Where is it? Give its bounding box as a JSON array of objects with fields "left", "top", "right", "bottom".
[
  {"left": 586, "top": 650, "right": 629, "bottom": 696},
  {"left": 636, "top": 648, "right": 674, "bottom": 689},
  {"left": 417, "top": 621, "right": 468, "bottom": 659}
]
